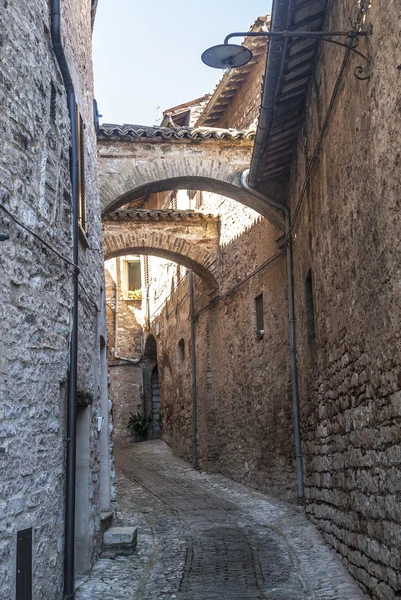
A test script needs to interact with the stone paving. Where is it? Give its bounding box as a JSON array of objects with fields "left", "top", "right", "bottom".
[{"left": 75, "top": 441, "right": 370, "bottom": 600}]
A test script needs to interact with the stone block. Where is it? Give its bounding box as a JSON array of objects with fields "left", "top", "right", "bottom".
[{"left": 103, "top": 526, "right": 137, "bottom": 556}]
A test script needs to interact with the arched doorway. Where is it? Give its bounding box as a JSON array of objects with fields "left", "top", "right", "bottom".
[{"left": 151, "top": 366, "right": 161, "bottom": 436}]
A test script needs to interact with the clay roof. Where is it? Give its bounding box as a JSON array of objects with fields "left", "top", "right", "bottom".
[
  {"left": 103, "top": 209, "right": 218, "bottom": 222},
  {"left": 98, "top": 124, "right": 255, "bottom": 141},
  {"left": 162, "top": 95, "right": 211, "bottom": 116},
  {"left": 195, "top": 16, "right": 270, "bottom": 128}
]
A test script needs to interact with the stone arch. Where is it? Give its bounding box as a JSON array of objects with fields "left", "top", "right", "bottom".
[
  {"left": 100, "top": 156, "right": 284, "bottom": 230},
  {"left": 144, "top": 334, "right": 157, "bottom": 361},
  {"left": 103, "top": 231, "right": 219, "bottom": 289}
]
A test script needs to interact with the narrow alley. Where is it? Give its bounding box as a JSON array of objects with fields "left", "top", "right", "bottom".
[{"left": 76, "top": 441, "right": 368, "bottom": 600}]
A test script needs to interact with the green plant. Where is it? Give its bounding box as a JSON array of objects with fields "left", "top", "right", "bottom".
[
  {"left": 155, "top": 408, "right": 163, "bottom": 431},
  {"left": 127, "top": 411, "right": 152, "bottom": 436}
]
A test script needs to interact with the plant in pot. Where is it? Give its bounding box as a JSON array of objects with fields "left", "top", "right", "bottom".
[{"left": 127, "top": 411, "right": 153, "bottom": 443}]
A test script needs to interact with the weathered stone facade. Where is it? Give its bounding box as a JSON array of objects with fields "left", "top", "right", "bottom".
[
  {"left": 288, "top": 1, "right": 401, "bottom": 597},
  {"left": 0, "top": 1, "right": 111, "bottom": 598}
]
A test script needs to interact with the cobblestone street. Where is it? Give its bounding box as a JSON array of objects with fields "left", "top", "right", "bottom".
[{"left": 76, "top": 441, "right": 369, "bottom": 600}]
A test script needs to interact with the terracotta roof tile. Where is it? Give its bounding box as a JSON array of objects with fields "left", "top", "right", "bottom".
[{"left": 98, "top": 124, "right": 255, "bottom": 141}]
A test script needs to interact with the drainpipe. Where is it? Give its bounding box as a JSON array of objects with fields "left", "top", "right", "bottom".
[
  {"left": 240, "top": 170, "right": 304, "bottom": 500},
  {"left": 189, "top": 271, "right": 198, "bottom": 468},
  {"left": 50, "top": 1, "right": 79, "bottom": 597}
]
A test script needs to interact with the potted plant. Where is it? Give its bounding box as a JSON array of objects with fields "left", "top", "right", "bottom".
[
  {"left": 154, "top": 408, "right": 163, "bottom": 434},
  {"left": 127, "top": 411, "right": 153, "bottom": 443}
]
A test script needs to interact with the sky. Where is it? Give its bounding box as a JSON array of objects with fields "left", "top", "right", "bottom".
[{"left": 92, "top": 1, "right": 271, "bottom": 127}]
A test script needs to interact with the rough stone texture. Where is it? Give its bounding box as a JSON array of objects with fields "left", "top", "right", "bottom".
[
  {"left": 0, "top": 1, "right": 110, "bottom": 598},
  {"left": 76, "top": 441, "right": 369, "bottom": 600},
  {"left": 96, "top": 1, "right": 401, "bottom": 597},
  {"left": 285, "top": 1, "right": 401, "bottom": 598},
  {"left": 103, "top": 211, "right": 219, "bottom": 288},
  {"left": 103, "top": 526, "right": 137, "bottom": 556},
  {"left": 105, "top": 260, "right": 143, "bottom": 443},
  {"left": 98, "top": 135, "right": 284, "bottom": 228},
  {"left": 149, "top": 194, "right": 296, "bottom": 500}
]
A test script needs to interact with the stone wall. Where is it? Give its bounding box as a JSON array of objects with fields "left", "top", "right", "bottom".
[
  {"left": 0, "top": 0, "right": 108, "bottom": 597},
  {"left": 105, "top": 259, "right": 143, "bottom": 443},
  {"left": 149, "top": 195, "right": 297, "bottom": 500},
  {"left": 287, "top": 1, "right": 401, "bottom": 597}
]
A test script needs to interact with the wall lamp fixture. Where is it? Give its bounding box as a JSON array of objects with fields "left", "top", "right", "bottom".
[{"left": 202, "top": 30, "right": 369, "bottom": 79}]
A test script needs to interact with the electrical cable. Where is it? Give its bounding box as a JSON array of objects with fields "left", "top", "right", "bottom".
[{"left": 0, "top": 202, "right": 79, "bottom": 272}]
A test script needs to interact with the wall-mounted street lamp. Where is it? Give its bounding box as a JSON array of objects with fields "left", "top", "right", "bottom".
[{"left": 201, "top": 30, "right": 369, "bottom": 79}]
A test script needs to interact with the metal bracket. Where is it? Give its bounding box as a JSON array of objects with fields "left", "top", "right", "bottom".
[{"left": 223, "top": 30, "right": 370, "bottom": 80}]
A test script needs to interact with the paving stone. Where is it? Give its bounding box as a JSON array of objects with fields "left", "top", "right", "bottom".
[{"left": 75, "top": 441, "right": 370, "bottom": 600}]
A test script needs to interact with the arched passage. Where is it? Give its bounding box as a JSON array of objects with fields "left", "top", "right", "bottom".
[
  {"left": 98, "top": 128, "right": 285, "bottom": 230},
  {"left": 143, "top": 335, "right": 160, "bottom": 439},
  {"left": 103, "top": 211, "right": 220, "bottom": 289}
]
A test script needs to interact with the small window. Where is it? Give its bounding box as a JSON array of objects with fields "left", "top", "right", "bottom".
[
  {"left": 126, "top": 260, "right": 142, "bottom": 299},
  {"left": 178, "top": 339, "right": 185, "bottom": 363},
  {"left": 77, "top": 109, "right": 86, "bottom": 232},
  {"left": 305, "top": 269, "right": 316, "bottom": 342},
  {"left": 255, "top": 293, "right": 264, "bottom": 338}
]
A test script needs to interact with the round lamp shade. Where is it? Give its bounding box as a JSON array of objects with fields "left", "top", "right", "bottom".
[{"left": 201, "top": 44, "right": 253, "bottom": 69}]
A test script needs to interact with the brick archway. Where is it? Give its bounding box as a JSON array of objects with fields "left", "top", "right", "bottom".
[
  {"left": 103, "top": 210, "right": 219, "bottom": 289},
  {"left": 98, "top": 125, "right": 284, "bottom": 230}
]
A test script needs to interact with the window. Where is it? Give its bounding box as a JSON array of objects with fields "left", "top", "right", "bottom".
[
  {"left": 127, "top": 261, "right": 141, "bottom": 299},
  {"left": 178, "top": 339, "right": 185, "bottom": 363},
  {"left": 305, "top": 269, "right": 316, "bottom": 342},
  {"left": 77, "top": 109, "right": 86, "bottom": 232},
  {"left": 255, "top": 293, "right": 264, "bottom": 338},
  {"left": 123, "top": 258, "right": 142, "bottom": 300}
]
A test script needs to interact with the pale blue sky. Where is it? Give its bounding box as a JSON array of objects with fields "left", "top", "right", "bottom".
[{"left": 92, "top": 1, "right": 271, "bottom": 126}]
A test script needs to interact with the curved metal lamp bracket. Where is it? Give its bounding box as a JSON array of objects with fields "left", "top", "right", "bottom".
[{"left": 223, "top": 30, "right": 370, "bottom": 80}]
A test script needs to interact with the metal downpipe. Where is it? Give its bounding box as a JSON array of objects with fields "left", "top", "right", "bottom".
[
  {"left": 240, "top": 170, "right": 304, "bottom": 499},
  {"left": 50, "top": 1, "right": 79, "bottom": 597},
  {"left": 189, "top": 271, "right": 198, "bottom": 468}
]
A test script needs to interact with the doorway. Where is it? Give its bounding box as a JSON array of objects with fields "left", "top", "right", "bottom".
[{"left": 151, "top": 366, "right": 160, "bottom": 436}]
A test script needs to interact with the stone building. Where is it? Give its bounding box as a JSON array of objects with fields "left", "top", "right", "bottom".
[
  {"left": 100, "top": 1, "right": 401, "bottom": 598},
  {"left": 0, "top": 1, "right": 112, "bottom": 598}
]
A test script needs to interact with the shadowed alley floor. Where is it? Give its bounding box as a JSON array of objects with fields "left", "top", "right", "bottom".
[{"left": 76, "top": 441, "right": 369, "bottom": 600}]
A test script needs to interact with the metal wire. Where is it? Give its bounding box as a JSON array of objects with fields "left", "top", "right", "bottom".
[{"left": 0, "top": 202, "right": 79, "bottom": 271}]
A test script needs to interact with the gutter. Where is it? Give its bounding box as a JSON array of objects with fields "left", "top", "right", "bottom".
[
  {"left": 241, "top": 169, "right": 304, "bottom": 500},
  {"left": 91, "top": 0, "right": 98, "bottom": 30},
  {"left": 248, "top": 0, "right": 291, "bottom": 187},
  {"left": 50, "top": 1, "right": 79, "bottom": 598}
]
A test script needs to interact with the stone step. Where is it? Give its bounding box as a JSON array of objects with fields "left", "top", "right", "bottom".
[
  {"left": 100, "top": 510, "right": 114, "bottom": 534},
  {"left": 102, "top": 526, "right": 137, "bottom": 556}
]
